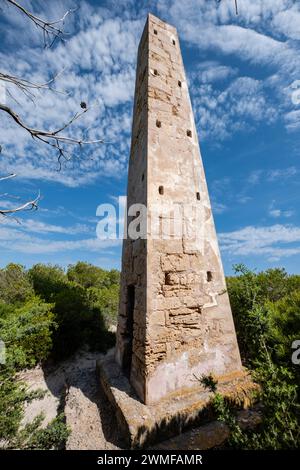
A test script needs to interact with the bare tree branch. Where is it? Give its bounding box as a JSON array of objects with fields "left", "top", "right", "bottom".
[
  {"left": 5, "top": 0, "right": 76, "bottom": 48},
  {"left": 0, "top": 69, "right": 67, "bottom": 97},
  {"left": 0, "top": 103, "right": 104, "bottom": 165},
  {"left": 0, "top": 2, "right": 104, "bottom": 217},
  {"left": 1, "top": 2, "right": 105, "bottom": 165},
  {"left": 0, "top": 192, "right": 40, "bottom": 216},
  {"left": 0, "top": 173, "right": 17, "bottom": 182},
  {"left": 0, "top": 172, "right": 40, "bottom": 216}
]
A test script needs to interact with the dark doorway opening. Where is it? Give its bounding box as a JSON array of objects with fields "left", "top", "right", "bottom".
[{"left": 123, "top": 285, "right": 135, "bottom": 377}]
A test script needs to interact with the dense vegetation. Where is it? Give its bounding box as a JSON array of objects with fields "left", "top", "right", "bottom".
[
  {"left": 0, "top": 261, "right": 300, "bottom": 449},
  {"left": 0, "top": 262, "right": 119, "bottom": 449},
  {"left": 213, "top": 265, "right": 300, "bottom": 449}
]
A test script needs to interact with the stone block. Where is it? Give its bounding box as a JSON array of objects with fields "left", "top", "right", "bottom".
[
  {"left": 161, "top": 253, "right": 191, "bottom": 272},
  {"left": 97, "top": 349, "right": 260, "bottom": 449}
]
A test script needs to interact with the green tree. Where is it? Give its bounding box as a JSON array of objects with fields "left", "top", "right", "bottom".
[
  {"left": 8, "top": 413, "right": 70, "bottom": 450},
  {"left": 0, "top": 264, "right": 34, "bottom": 304},
  {"left": 67, "top": 261, "right": 119, "bottom": 289},
  {"left": 28, "top": 264, "right": 67, "bottom": 302},
  {"left": 0, "top": 296, "right": 56, "bottom": 442},
  {"left": 87, "top": 283, "right": 119, "bottom": 326},
  {"left": 0, "top": 298, "right": 55, "bottom": 369},
  {"left": 268, "top": 291, "right": 300, "bottom": 376},
  {"left": 224, "top": 264, "right": 300, "bottom": 449}
]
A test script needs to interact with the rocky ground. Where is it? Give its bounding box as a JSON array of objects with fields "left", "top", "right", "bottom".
[
  {"left": 18, "top": 350, "right": 125, "bottom": 450},
  {"left": 18, "top": 350, "right": 261, "bottom": 450}
]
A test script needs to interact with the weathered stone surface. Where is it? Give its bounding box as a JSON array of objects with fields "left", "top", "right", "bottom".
[
  {"left": 97, "top": 350, "right": 259, "bottom": 449},
  {"left": 115, "top": 13, "right": 244, "bottom": 405},
  {"left": 152, "top": 409, "right": 262, "bottom": 450}
]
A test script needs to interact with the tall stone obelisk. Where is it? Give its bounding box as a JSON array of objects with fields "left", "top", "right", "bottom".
[{"left": 115, "top": 13, "right": 243, "bottom": 405}]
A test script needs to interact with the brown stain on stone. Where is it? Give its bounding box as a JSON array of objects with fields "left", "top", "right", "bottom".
[{"left": 97, "top": 352, "right": 260, "bottom": 449}]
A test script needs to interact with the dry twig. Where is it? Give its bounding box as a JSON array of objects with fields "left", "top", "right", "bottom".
[{"left": 5, "top": 0, "right": 75, "bottom": 47}]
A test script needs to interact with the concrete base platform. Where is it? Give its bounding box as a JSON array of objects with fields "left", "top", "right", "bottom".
[
  {"left": 96, "top": 349, "right": 259, "bottom": 449},
  {"left": 152, "top": 408, "right": 261, "bottom": 449}
]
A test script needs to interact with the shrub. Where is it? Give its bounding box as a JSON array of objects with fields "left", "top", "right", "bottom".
[
  {"left": 7, "top": 413, "right": 70, "bottom": 450},
  {"left": 28, "top": 264, "right": 68, "bottom": 303},
  {"left": 0, "top": 264, "right": 34, "bottom": 304},
  {"left": 0, "top": 296, "right": 56, "bottom": 444},
  {"left": 67, "top": 262, "right": 119, "bottom": 289},
  {"left": 224, "top": 264, "right": 300, "bottom": 449},
  {"left": 0, "top": 298, "right": 56, "bottom": 369}
]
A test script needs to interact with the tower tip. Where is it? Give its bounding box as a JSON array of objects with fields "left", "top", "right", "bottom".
[{"left": 146, "top": 12, "right": 176, "bottom": 31}]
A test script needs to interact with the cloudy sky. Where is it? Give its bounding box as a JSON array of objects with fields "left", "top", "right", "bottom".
[{"left": 0, "top": 0, "right": 300, "bottom": 274}]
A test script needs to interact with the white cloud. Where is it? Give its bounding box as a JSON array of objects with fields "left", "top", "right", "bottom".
[
  {"left": 0, "top": 199, "right": 21, "bottom": 210},
  {"left": 267, "top": 166, "right": 298, "bottom": 181},
  {"left": 0, "top": 1, "right": 143, "bottom": 187},
  {"left": 247, "top": 167, "right": 298, "bottom": 185},
  {"left": 192, "top": 61, "right": 238, "bottom": 84},
  {"left": 192, "top": 76, "right": 276, "bottom": 141},
  {"left": 248, "top": 170, "right": 263, "bottom": 185},
  {"left": 269, "top": 209, "right": 281, "bottom": 218},
  {"left": 158, "top": 0, "right": 300, "bottom": 139},
  {"left": 0, "top": 217, "right": 92, "bottom": 235},
  {"left": 269, "top": 209, "right": 294, "bottom": 218},
  {"left": 220, "top": 224, "right": 300, "bottom": 260},
  {"left": 158, "top": 0, "right": 300, "bottom": 62},
  {"left": 239, "top": 196, "right": 252, "bottom": 204},
  {"left": 268, "top": 200, "right": 294, "bottom": 219},
  {"left": 272, "top": 8, "right": 300, "bottom": 40},
  {"left": 284, "top": 110, "right": 300, "bottom": 132},
  {"left": 212, "top": 202, "right": 228, "bottom": 214},
  {"left": 2, "top": 0, "right": 299, "bottom": 181},
  {"left": 0, "top": 223, "right": 121, "bottom": 254}
]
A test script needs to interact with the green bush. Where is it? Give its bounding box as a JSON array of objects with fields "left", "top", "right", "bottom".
[
  {"left": 268, "top": 291, "right": 300, "bottom": 364},
  {"left": 0, "top": 264, "right": 34, "bottom": 304},
  {"left": 0, "top": 370, "right": 28, "bottom": 440},
  {"left": 67, "top": 262, "right": 120, "bottom": 289},
  {"left": 223, "top": 264, "right": 300, "bottom": 449},
  {"left": 28, "top": 264, "right": 68, "bottom": 302},
  {"left": 0, "top": 298, "right": 55, "bottom": 369},
  {"left": 67, "top": 262, "right": 119, "bottom": 325},
  {"left": 51, "top": 281, "right": 114, "bottom": 358},
  {"left": 87, "top": 284, "right": 119, "bottom": 326},
  {"left": 0, "top": 296, "right": 56, "bottom": 443},
  {"left": 27, "top": 262, "right": 117, "bottom": 358},
  {"left": 0, "top": 261, "right": 118, "bottom": 448},
  {"left": 1, "top": 260, "right": 300, "bottom": 449},
  {"left": 8, "top": 413, "right": 70, "bottom": 450}
]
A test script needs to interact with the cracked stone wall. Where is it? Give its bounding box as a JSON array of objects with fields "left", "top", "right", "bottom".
[{"left": 115, "top": 14, "right": 242, "bottom": 405}]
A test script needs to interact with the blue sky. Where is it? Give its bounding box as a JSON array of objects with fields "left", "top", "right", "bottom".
[{"left": 0, "top": 0, "right": 300, "bottom": 274}]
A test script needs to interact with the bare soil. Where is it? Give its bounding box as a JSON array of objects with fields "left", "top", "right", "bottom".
[{"left": 18, "top": 350, "right": 125, "bottom": 450}]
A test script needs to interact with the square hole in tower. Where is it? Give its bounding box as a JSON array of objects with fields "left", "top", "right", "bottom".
[
  {"left": 172, "top": 39, "right": 176, "bottom": 45},
  {"left": 159, "top": 185, "right": 164, "bottom": 195},
  {"left": 156, "top": 119, "right": 162, "bottom": 128},
  {"left": 154, "top": 69, "right": 158, "bottom": 76},
  {"left": 196, "top": 192, "right": 200, "bottom": 200},
  {"left": 178, "top": 80, "right": 182, "bottom": 87},
  {"left": 187, "top": 130, "right": 192, "bottom": 137},
  {"left": 207, "top": 271, "right": 213, "bottom": 282},
  {"left": 154, "top": 29, "right": 158, "bottom": 35}
]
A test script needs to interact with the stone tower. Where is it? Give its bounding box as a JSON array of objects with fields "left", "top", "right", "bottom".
[{"left": 115, "top": 13, "right": 243, "bottom": 405}]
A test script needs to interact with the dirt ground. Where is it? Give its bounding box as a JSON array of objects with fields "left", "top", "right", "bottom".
[
  {"left": 17, "top": 350, "right": 261, "bottom": 450},
  {"left": 18, "top": 350, "right": 125, "bottom": 450}
]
